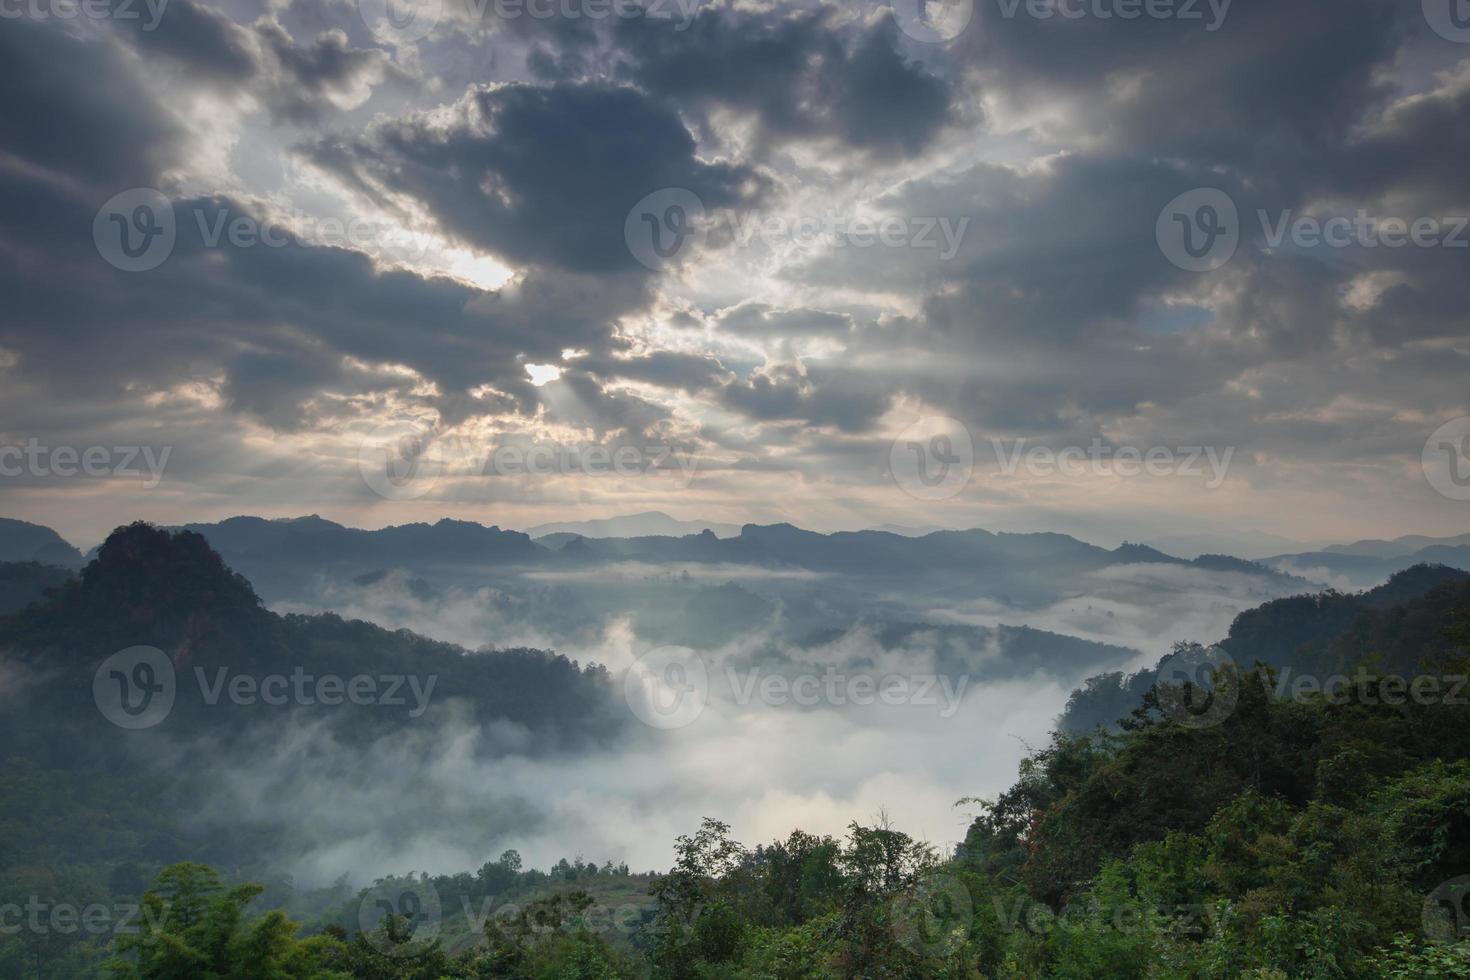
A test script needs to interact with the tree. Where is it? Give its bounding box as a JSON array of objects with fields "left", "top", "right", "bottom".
[{"left": 105, "top": 863, "right": 348, "bottom": 980}]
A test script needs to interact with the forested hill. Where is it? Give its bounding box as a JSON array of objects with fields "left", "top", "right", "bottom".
[
  {"left": 0, "top": 521, "right": 623, "bottom": 747},
  {"left": 1060, "top": 563, "right": 1470, "bottom": 733}
]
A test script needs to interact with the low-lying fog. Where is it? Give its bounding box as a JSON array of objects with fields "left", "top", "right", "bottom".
[{"left": 210, "top": 559, "right": 1303, "bottom": 885}]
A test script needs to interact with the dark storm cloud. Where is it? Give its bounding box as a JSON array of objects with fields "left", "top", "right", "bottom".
[
  {"left": 108, "top": 0, "right": 257, "bottom": 83},
  {"left": 719, "top": 364, "right": 892, "bottom": 433},
  {"left": 220, "top": 345, "right": 359, "bottom": 430},
  {"left": 578, "top": 350, "right": 734, "bottom": 394},
  {"left": 302, "top": 82, "right": 764, "bottom": 273},
  {"left": 0, "top": 19, "right": 182, "bottom": 188},
  {"left": 751, "top": 0, "right": 1466, "bottom": 448},
  {"left": 554, "top": 368, "right": 677, "bottom": 439},
  {"left": 0, "top": 21, "right": 654, "bottom": 433},
  {"left": 0, "top": 181, "right": 651, "bottom": 427},
  {"left": 1323, "top": 68, "right": 1470, "bottom": 209},
  {"left": 108, "top": 0, "right": 403, "bottom": 123},
  {"left": 255, "top": 22, "right": 407, "bottom": 123},
  {"left": 1349, "top": 248, "right": 1470, "bottom": 348},
  {"left": 610, "top": 7, "right": 955, "bottom": 158},
  {"left": 960, "top": 0, "right": 1407, "bottom": 181}
]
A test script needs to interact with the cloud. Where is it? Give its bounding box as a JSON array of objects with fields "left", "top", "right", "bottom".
[
  {"left": 111, "top": 0, "right": 408, "bottom": 123},
  {"left": 0, "top": 18, "right": 183, "bottom": 189},
  {"left": 302, "top": 81, "right": 765, "bottom": 273},
  {"left": 611, "top": 8, "right": 957, "bottom": 159},
  {"left": 2, "top": 0, "right": 1469, "bottom": 544}
]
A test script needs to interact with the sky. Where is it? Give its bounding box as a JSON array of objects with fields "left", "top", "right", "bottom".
[{"left": 1, "top": 0, "right": 1468, "bottom": 549}]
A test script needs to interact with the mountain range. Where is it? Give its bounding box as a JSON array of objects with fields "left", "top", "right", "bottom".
[
  {"left": 6, "top": 514, "right": 1467, "bottom": 610},
  {"left": 10, "top": 513, "right": 1466, "bottom": 583},
  {"left": 524, "top": 511, "right": 742, "bottom": 540}
]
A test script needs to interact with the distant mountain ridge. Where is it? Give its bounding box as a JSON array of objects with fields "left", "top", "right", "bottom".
[
  {"left": 174, "top": 515, "right": 542, "bottom": 565},
  {"left": 45, "top": 515, "right": 1305, "bottom": 590},
  {"left": 1322, "top": 533, "right": 1470, "bottom": 558},
  {"left": 14, "top": 516, "right": 1469, "bottom": 595},
  {"left": 1262, "top": 535, "right": 1470, "bottom": 587},
  {"left": 0, "top": 517, "right": 84, "bottom": 567},
  {"left": 524, "top": 511, "right": 742, "bottom": 540}
]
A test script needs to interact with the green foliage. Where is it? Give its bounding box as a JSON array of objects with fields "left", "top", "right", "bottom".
[
  {"left": 104, "top": 863, "right": 350, "bottom": 979},
  {"left": 22, "top": 654, "right": 1470, "bottom": 979},
  {"left": 1370, "top": 935, "right": 1470, "bottom": 979}
]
